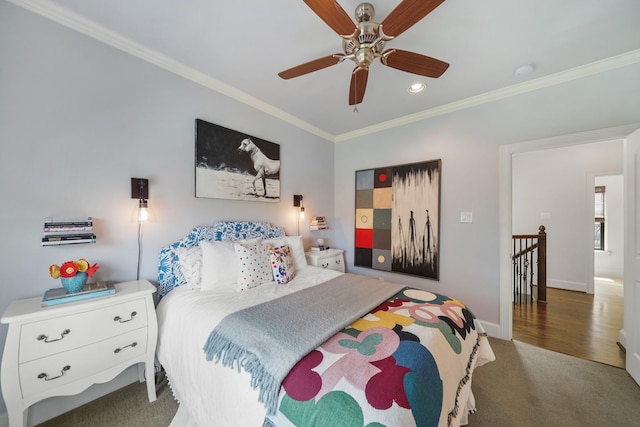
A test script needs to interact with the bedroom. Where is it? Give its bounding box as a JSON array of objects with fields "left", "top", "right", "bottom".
[{"left": 1, "top": 0, "right": 640, "bottom": 425}]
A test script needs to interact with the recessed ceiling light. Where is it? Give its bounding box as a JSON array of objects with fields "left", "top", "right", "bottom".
[
  {"left": 514, "top": 63, "right": 535, "bottom": 76},
  {"left": 408, "top": 83, "right": 426, "bottom": 93}
]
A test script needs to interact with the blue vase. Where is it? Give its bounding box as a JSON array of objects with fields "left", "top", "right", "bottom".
[{"left": 61, "top": 272, "right": 88, "bottom": 293}]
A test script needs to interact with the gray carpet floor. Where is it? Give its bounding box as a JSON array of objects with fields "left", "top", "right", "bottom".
[
  {"left": 470, "top": 338, "right": 640, "bottom": 427},
  {"left": 38, "top": 337, "right": 640, "bottom": 426}
]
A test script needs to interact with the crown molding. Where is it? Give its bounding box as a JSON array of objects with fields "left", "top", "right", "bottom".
[
  {"left": 335, "top": 49, "right": 640, "bottom": 142},
  {"left": 9, "top": 0, "right": 335, "bottom": 142},
  {"left": 11, "top": 0, "right": 640, "bottom": 144}
]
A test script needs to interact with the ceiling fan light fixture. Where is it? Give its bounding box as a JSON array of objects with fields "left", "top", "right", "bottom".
[{"left": 408, "top": 83, "right": 426, "bottom": 93}]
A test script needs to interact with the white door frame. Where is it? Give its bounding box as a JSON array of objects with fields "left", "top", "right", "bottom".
[
  {"left": 498, "top": 123, "right": 640, "bottom": 340},
  {"left": 622, "top": 127, "right": 640, "bottom": 385}
]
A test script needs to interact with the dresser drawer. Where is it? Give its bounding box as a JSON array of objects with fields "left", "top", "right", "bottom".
[
  {"left": 19, "top": 298, "right": 147, "bottom": 363},
  {"left": 19, "top": 327, "right": 148, "bottom": 398}
]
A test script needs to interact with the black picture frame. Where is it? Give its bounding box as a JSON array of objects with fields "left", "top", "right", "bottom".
[
  {"left": 195, "top": 119, "right": 280, "bottom": 202},
  {"left": 354, "top": 159, "right": 441, "bottom": 280}
]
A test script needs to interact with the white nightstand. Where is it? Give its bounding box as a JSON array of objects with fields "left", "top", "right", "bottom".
[
  {"left": 1, "top": 280, "right": 157, "bottom": 427},
  {"left": 305, "top": 248, "right": 345, "bottom": 273}
]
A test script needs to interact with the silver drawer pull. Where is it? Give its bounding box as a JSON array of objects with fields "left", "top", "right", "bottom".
[
  {"left": 37, "top": 329, "right": 70, "bottom": 343},
  {"left": 114, "top": 342, "right": 138, "bottom": 353},
  {"left": 38, "top": 365, "right": 70, "bottom": 381},
  {"left": 113, "top": 311, "right": 137, "bottom": 323}
]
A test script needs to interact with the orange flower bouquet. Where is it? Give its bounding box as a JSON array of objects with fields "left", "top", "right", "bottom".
[{"left": 49, "top": 259, "right": 99, "bottom": 293}]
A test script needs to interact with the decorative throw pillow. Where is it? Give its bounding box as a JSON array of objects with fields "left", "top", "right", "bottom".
[
  {"left": 263, "top": 236, "right": 308, "bottom": 271},
  {"left": 269, "top": 245, "right": 296, "bottom": 285},
  {"left": 175, "top": 246, "right": 203, "bottom": 289},
  {"left": 234, "top": 241, "right": 273, "bottom": 291}
]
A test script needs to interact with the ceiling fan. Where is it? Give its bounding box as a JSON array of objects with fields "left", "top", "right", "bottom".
[{"left": 278, "top": 0, "right": 450, "bottom": 106}]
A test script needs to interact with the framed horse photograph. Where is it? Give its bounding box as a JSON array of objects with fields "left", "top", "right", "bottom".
[{"left": 195, "top": 119, "right": 280, "bottom": 202}]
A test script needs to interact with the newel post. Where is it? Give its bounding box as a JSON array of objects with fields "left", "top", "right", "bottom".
[{"left": 537, "top": 225, "right": 547, "bottom": 303}]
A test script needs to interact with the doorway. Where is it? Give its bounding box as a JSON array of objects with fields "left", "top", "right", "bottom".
[
  {"left": 498, "top": 124, "right": 639, "bottom": 345},
  {"left": 509, "top": 146, "right": 625, "bottom": 366}
]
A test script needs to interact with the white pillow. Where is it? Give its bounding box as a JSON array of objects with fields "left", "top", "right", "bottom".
[
  {"left": 234, "top": 241, "right": 273, "bottom": 291},
  {"left": 200, "top": 241, "right": 239, "bottom": 291},
  {"left": 175, "top": 246, "right": 203, "bottom": 289},
  {"left": 263, "top": 236, "right": 307, "bottom": 271}
]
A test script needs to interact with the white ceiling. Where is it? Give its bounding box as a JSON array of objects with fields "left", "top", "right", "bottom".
[{"left": 12, "top": 0, "right": 640, "bottom": 141}]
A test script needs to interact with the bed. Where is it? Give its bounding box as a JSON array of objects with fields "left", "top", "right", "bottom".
[{"left": 155, "top": 221, "right": 494, "bottom": 427}]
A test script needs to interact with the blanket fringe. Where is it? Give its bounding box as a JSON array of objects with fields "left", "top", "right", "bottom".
[{"left": 204, "top": 332, "right": 280, "bottom": 415}]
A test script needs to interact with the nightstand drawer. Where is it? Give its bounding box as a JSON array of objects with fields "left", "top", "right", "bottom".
[
  {"left": 19, "top": 298, "right": 148, "bottom": 363},
  {"left": 305, "top": 249, "right": 345, "bottom": 273},
  {"left": 19, "top": 327, "right": 148, "bottom": 398}
]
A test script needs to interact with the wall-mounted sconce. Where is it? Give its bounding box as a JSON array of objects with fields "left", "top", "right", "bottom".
[
  {"left": 293, "top": 194, "right": 305, "bottom": 219},
  {"left": 293, "top": 194, "right": 305, "bottom": 235},
  {"left": 131, "top": 178, "right": 149, "bottom": 223},
  {"left": 131, "top": 178, "right": 149, "bottom": 280}
]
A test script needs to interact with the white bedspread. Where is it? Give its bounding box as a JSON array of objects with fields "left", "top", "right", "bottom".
[{"left": 156, "top": 266, "right": 343, "bottom": 427}]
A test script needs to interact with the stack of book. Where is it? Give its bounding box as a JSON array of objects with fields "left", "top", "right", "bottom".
[
  {"left": 310, "top": 245, "right": 328, "bottom": 252},
  {"left": 42, "top": 217, "right": 96, "bottom": 246},
  {"left": 309, "top": 216, "right": 328, "bottom": 230},
  {"left": 42, "top": 281, "right": 116, "bottom": 306}
]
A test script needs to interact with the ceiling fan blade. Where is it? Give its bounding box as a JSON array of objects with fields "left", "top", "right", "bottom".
[
  {"left": 304, "top": 0, "right": 356, "bottom": 36},
  {"left": 381, "top": 0, "right": 446, "bottom": 37},
  {"left": 381, "top": 49, "right": 449, "bottom": 78},
  {"left": 349, "top": 67, "right": 369, "bottom": 105},
  {"left": 278, "top": 54, "right": 343, "bottom": 79}
]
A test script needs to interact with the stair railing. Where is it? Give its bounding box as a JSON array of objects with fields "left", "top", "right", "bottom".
[{"left": 512, "top": 225, "right": 547, "bottom": 303}]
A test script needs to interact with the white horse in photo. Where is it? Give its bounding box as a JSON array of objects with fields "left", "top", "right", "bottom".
[{"left": 238, "top": 138, "right": 280, "bottom": 197}]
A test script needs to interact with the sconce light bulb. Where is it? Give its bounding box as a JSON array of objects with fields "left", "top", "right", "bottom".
[
  {"left": 138, "top": 199, "right": 149, "bottom": 223},
  {"left": 299, "top": 207, "right": 305, "bottom": 219}
]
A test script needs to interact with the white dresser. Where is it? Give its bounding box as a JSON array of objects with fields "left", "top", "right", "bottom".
[
  {"left": 1, "top": 280, "right": 157, "bottom": 427},
  {"left": 305, "top": 248, "right": 345, "bottom": 272}
]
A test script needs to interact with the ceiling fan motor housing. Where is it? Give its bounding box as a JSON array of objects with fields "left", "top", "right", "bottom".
[{"left": 343, "top": 4, "right": 385, "bottom": 69}]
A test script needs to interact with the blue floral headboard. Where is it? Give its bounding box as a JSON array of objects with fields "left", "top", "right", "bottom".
[{"left": 157, "top": 221, "right": 285, "bottom": 298}]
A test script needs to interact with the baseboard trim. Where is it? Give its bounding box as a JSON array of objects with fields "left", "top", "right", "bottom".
[
  {"left": 548, "top": 279, "right": 587, "bottom": 292},
  {"left": 619, "top": 328, "right": 628, "bottom": 350},
  {"left": 478, "top": 319, "right": 501, "bottom": 339}
]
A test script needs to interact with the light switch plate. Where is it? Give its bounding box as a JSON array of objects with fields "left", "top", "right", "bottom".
[{"left": 460, "top": 212, "right": 473, "bottom": 223}]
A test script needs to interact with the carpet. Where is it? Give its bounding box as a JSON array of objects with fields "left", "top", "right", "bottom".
[{"left": 469, "top": 337, "right": 640, "bottom": 426}]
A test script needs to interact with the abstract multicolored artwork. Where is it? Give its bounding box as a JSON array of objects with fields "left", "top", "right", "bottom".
[{"left": 354, "top": 160, "right": 441, "bottom": 280}]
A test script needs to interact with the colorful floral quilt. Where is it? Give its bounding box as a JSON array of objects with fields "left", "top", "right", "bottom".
[{"left": 264, "top": 287, "right": 488, "bottom": 427}]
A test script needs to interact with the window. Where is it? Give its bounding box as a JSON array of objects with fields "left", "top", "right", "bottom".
[{"left": 594, "top": 186, "right": 605, "bottom": 250}]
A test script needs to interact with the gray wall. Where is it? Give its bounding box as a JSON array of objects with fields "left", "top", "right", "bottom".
[
  {"left": 334, "top": 66, "right": 640, "bottom": 326},
  {"left": 0, "top": 4, "right": 335, "bottom": 423}
]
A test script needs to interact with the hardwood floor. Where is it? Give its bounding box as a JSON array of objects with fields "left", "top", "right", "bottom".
[{"left": 512, "top": 276, "right": 625, "bottom": 368}]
